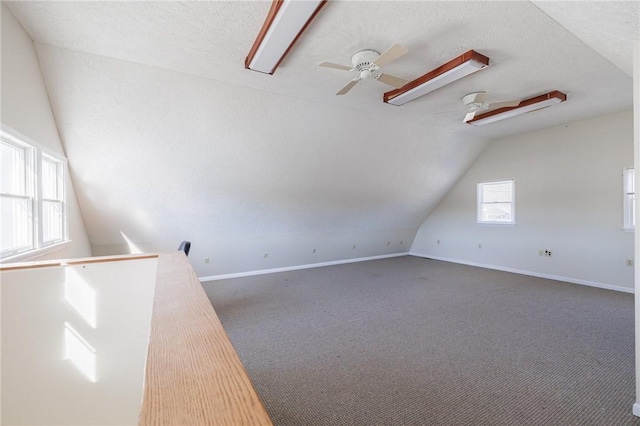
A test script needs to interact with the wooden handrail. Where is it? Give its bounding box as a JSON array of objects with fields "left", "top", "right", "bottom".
[
  {"left": 139, "top": 252, "right": 272, "bottom": 425},
  {"left": 0, "top": 253, "right": 159, "bottom": 271},
  {"left": 1, "top": 252, "right": 272, "bottom": 425}
]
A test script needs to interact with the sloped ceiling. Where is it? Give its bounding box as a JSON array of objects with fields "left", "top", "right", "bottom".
[
  {"left": 4, "top": 1, "right": 638, "bottom": 274},
  {"left": 531, "top": 0, "right": 638, "bottom": 78}
]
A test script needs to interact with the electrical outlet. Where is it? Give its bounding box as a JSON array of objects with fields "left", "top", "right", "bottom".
[
  {"left": 544, "top": 250, "right": 552, "bottom": 257},
  {"left": 205, "top": 258, "right": 210, "bottom": 264},
  {"left": 627, "top": 259, "right": 634, "bottom": 267}
]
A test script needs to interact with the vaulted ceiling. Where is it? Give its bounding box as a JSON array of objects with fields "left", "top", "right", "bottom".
[
  {"left": 4, "top": 1, "right": 638, "bottom": 272},
  {"left": 8, "top": 1, "right": 637, "bottom": 138}
]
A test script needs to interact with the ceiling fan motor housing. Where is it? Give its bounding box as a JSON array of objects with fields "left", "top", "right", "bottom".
[
  {"left": 351, "top": 49, "right": 381, "bottom": 70},
  {"left": 351, "top": 49, "right": 382, "bottom": 80},
  {"left": 462, "top": 92, "right": 488, "bottom": 111}
]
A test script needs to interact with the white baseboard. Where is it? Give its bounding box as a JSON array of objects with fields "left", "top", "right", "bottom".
[
  {"left": 633, "top": 403, "right": 640, "bottom": 417},
  {"left": 201, "top": 251, "right": 634, "bottom": 294},
  {"left": 409, "top": 252, "right": 634, "bottom": 294},
  {"left": 199, "top": 252, "right": 411, "bottom": 282}
]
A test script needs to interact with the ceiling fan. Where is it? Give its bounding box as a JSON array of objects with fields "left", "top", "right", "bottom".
[
  {"left": 319, "top": 44, "right": 410, "bottom": 95},
  {"left": 460, "top": 92, "right": 521, "bottom": 122}
]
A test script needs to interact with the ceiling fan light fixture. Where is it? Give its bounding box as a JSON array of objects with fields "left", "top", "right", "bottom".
[
  {"left": 245, "top": 0, "right": 327, "bottom": 74},
  {"left": 466, "top": 91, "right": 567, "bottom": 126},
  {"left": 383, "top": 50, "right": 490, "bottom": 106}
]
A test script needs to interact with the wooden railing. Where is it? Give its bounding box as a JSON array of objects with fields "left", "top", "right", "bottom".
[
  {"left": 139, "top": 252, "right": 272, "bottom": 425},
  {"left": 1, "top": 252, "right": 273, "bottom": 425}
]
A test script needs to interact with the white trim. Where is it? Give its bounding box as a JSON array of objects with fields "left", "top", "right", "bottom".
[
  {"left": 0, "top": 239, "right": 72, "bottom": 263},
  {"left": 199, "top": 252, "right": 410, "bottom": 282},
  {"left": 623, "top": 167, "right": 635, "bottom": 231},
  {"left": 409, "top": 252, "right": 634, "bottom": 294},
  {"left": 1, "top": 124, "right": 66, "bottom": 160},
  {"left": 477, "top": 179, "right": 515, "bottom": 225},
  {"left": 1, "top": 125, "right": 69, "bottom": 259},
  {"left": 200, "top": 251, "right": 633, "bottom": 294},
  {"left": 633, "top": 39, "right": 640, "bottom": 419},
  {"left": 477, "top": 223, "right": 516, "bottom": 228}
]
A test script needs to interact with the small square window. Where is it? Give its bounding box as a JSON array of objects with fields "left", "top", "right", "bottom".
[{"left": 477, "top": 180, "right": 515, "bottom": 225}]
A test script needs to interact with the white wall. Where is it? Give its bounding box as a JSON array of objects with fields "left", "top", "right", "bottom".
[
  {"left": 34, "top": 43, "right": 489, "bottom": 278},
  {"left": 1, "top": 4, "right": 92, "bottom": 260},
  {"left": 632, "top": 39, "right": 640, "bottom": 418},
  {"left": 411, "top": 110, "right": 635, "bottom": 291},
  {"left": 2, "top": 257, "right": 157, "bottom": 425}
]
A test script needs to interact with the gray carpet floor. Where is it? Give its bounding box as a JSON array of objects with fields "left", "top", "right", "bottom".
[{"left": 202, "top": 256, "right": 639, "bottom": 425}]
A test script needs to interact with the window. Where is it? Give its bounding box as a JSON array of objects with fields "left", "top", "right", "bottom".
[
  {"left": 42, "top": 155, "right": 65, "bottom": 244},
  {"left": 624, "top": 167, "right": 635, "bottom": 231},
  {"left": 477, "top": 179, "right": 515, "bottom": 224},
  {"left": 0, "top": 128, "right": 67, "bottom": 260}
]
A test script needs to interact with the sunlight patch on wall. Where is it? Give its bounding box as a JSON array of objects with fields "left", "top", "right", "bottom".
[
  {"left": 64, "top": 268, "right": 96, "bottom": 328},
  {"left": 120, "top": 231, "right": 142, "bottom": 254},
  {"left": 64, "top": 322, "right": 96, "bottom": 382}
]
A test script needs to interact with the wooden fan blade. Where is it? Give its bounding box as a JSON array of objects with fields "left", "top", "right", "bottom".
[
  {"left": 336, "top": 79, "right": 360, "bottom": 95},
  {"left": 319, "top": 62, "right": 353, "bottom": 71},
  {"left": 463, "top": 111, "right": 476, "bottom": 123},
  {"left": 372, "top": 43, "right": 409, "bottom": 67},
  {"left": 487, "top": 100, "right": 521, "bottom": 109},
  {"left": 377, "top": 73, "right": 409, "bottom": 88}
]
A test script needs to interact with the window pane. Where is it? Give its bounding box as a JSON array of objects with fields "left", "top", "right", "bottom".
[
  {"left": 482, "top": 182, "right": 512, "bottom": 203},
  {"left": 481, "top": 202, "right": 512, "bottom": 222},
  {"left": 0, "top": 141, "right": 26, "bottom": 195},
  {"left": 43, "top": 200, "right": 64, "bottom": 244},
  {"left": 623, "top": 168, "right": 635, "bottom": 229},
  {"left": 626, "top": 169, "right": 635, "bottom": 194},
  {"left": 42, "top": 158, "right": 60, "bottom": 200},
  {"left": 1, "top": 195, "right": 33, "bottom": 255},
  {"left": 1, "top": 129, "right": 68, "bottom": 255}
]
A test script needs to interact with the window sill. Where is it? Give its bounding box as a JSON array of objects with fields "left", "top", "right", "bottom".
[
  {"left": 477, "top": 222, "right": 516, "bottom": 227},
  {"left": 1, "top": 240, "right": 72, "bottom": 264}
]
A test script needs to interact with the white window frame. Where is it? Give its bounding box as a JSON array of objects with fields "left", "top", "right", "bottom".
[
  {"left": 623, "top": 167, "right": 635, "bottom": 231},
  {"left": 41, "top": 153, "right": 66, "bottom": 245},
  {"left": 1, "top": 126, "right": 68, "bottom": 261},
  {"left": 477, "top": 179, "right": 515, "bottom": 225}
]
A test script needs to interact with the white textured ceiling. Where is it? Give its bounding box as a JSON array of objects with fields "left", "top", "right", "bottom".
[
  {"left": 7, "top": 1, "right": 638, "bottom": 140},
  {"left": 531, "top": 0, "right": 639, "bottom": 78},
  {"left": 3, "top": 1, "right": 639, "bottom": 270}
]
